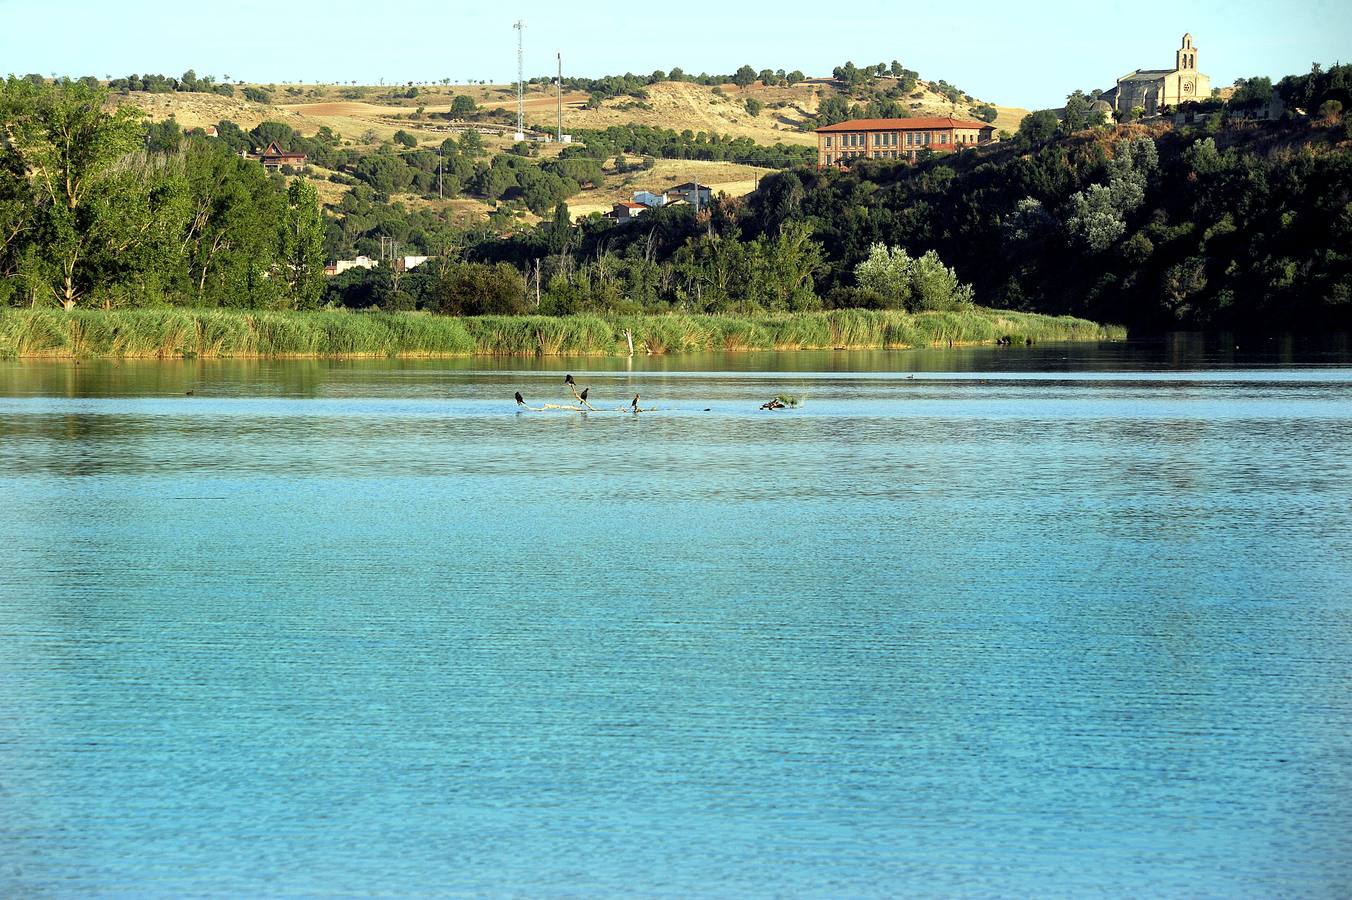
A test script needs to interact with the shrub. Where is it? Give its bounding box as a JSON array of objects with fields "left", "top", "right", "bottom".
[
  {"left": 433, "top": 263, "right": 527, "bottom": 316},
  {"left": 854, "top": 244, "right": 974, "bottom": 311}
]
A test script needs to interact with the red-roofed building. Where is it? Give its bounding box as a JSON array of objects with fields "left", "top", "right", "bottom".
[
  {"left": 252, "top": 140, "right": 307, "bottom": 170},
  {"left": 608, "top": 201, "right": 649, "bottom": 222},
  {"left": 815, "top": 117, "right": 996, "bottom": 167}
]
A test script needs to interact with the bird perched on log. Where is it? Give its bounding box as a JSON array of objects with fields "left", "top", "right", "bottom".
[
  {"left": 515, "top": 391, "right": 525, "bottom": 406},
  {"left": 579, "top": 388, "right": 589, "bottom": 403},
  {"left": 631, "top": 394, "right": 640, "bottom": 412},
  {"left": 565, "top": 374, "right": 575, "bottom": 387}
]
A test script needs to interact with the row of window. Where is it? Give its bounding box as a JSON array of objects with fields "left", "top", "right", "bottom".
[
  {"left": 822, "top": 150, "right": 926, "bottom": 163},
  {"left": 822, "top": 131, "right": 982, "bottom": 149}
]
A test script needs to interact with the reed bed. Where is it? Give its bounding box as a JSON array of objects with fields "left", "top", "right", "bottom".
[{"left": 0, "top": 307, "right": 1125, "bottom": 359}]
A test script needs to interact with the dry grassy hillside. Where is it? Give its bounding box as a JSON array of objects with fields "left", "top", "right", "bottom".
[
  {"left": 110, "top": 76, "right": 1026, "bottom": 226},
  {"left": 116, "top": 76, "right": 1026, "bottom": 150}
]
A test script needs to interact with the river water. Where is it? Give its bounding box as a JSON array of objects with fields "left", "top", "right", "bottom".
[{"left": 2, "top": 337, "right": 1351, "bottom": 897}]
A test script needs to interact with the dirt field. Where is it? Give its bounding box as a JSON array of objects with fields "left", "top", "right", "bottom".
[{"left": 566, "top": 159, "right": 775, "bottom": 219}]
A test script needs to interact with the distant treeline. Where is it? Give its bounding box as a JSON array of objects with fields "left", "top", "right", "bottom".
[
  {"left": 561, "top": 124, "right": 816, "bottom": 168},
  {"left": 525, "top": 66, "right": 810, "bottom": 103}
]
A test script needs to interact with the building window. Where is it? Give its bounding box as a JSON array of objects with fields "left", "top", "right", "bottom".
[
  {"left": 824, "top": 136, "right": 832, "bottom": 148},
  {"left": 825, "top": 153, "right": 833, "bottom": 164}
]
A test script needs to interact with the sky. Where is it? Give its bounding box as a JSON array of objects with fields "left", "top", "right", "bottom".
[{"left": 1, "top": 0, "right": 1347, "bottom": 109}]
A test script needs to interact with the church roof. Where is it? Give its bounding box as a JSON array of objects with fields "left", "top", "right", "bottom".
[{"left": 1119, "top": 69, "right": 1174, "bottom": 82}]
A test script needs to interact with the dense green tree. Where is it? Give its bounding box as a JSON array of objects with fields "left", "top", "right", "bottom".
[
  {"left": 282, "top": 179, "right": 325, "bottom": 308},
  {"left": 432, "top": 262, "right": 525, "bottom": 315},
  {"left": 0, "top": 76, "right": 155, "bottom": 307},
  {"left": 1017, "top": 109, "right": 1061, "bottom": 147},
  {"left": 731, "top": 66, "right": 757, "bottom": 88}
]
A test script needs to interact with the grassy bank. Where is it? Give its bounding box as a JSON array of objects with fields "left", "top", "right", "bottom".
[{"left": 0, "top": 307, "right": 1124, "bottom": 358}]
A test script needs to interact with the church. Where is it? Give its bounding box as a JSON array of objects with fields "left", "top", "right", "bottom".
[{"left": 1102, "top": 34, "right": 1212, "bottom": 117}]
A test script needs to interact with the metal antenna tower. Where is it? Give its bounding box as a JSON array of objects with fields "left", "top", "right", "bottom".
[
  {"left": 556, "top": 52, "right": 563, "bottom": 142},
  {"left": 513, "top": 20, "right": 526, "bottom": 140}
]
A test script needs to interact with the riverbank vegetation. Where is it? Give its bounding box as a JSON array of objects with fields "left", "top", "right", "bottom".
[
  {"left": 4, "top": 66, "right": 1348, "bottom": 334},
  {"left": 0, "top": 307, "right": 1121, "bottom": 358}
]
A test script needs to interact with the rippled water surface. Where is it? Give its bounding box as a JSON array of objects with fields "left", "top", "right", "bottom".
[{"left": 2, "top": 339, "right": 1351, "bottom": 897}]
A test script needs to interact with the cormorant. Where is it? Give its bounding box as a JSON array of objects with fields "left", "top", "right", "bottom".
[
  {"left": 579, "top": 388, "right": 589, "bottom": 403},
  {"left": 515, "top": 391, "right": 525, "bottom": 405},
  {"left": 631, "top": 394, "right": 640, "bottom": 411},
  {"left": 565, "top": 374, "right": 575, "bottom": 386}
]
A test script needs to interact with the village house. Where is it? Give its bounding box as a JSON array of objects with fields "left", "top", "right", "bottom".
[
  {"left": 632, "top": 190, "right": 668, "bottom": 208},
  {"left": 816, "top": 117, "right": 996, "bottom": 167},
  {"left": 607, "top": 201, "right": 649, "bottom": 222},
  {"left": 666, "top": 182, "right": 713, "bottom": 207},
  {"left": 251, "top": 140, "right": 307, "bottom": 170},
  {"left": 1101, "top": 34, "right": 1212, "bottom": 117},
  {"left": 323, "top": 255, "right": 431, "bottom": 277}
]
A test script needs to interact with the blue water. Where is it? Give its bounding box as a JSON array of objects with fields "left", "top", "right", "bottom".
[{"left": 2, "top": 343, "right": 1351, "bottom": 897}]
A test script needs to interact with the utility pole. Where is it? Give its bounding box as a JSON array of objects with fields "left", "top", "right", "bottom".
[
  {"left": 513, "top": 20, "right": 526, "bottom": 141},
  {"left": 438, "top": 145, "right": 443, "bottom": 200}
]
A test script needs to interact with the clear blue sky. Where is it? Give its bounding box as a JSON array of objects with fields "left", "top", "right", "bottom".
[{"left": 1, "top": 0, "right": 1346, "bottom": 109}]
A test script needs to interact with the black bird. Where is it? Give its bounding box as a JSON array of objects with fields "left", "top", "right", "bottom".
[
  {"left": 631, "top": 394, "right": 640, "bottom": 411},
  {"left": 185, "top": 390, "right": 194, "bottom": 396},
  {"left": 565, "top": 374, "right": 575, "bottom": 386},
  {"left": 579, "top": 388, "right": 589, "bottom": 403},
  {"left": 515, "top": 391, "right": 525, "bottom": 406}
]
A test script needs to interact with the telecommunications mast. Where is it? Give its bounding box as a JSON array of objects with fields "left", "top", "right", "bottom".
[{"left": 513, "top": 20, "right": 526, "bottom": 141}]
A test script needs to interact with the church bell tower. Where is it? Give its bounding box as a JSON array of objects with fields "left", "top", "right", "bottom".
[{"left": 1177, "top": 34, "right": 1198, "bottom": 72}]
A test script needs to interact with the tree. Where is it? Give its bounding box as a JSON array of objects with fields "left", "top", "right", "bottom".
[
  {"left": 433, "top": 262, "right": 526, "bottom": 315},
  {"left": 459, "top": 130, "right": 485, "bottom": 158},
  {"left": 732, "top": 65, "right": 757, "bottom": 88},
  {"left": 745, "top": 98, "right": 763, "bottom": 117},
  {"left": 973, "top": 104, "right": 999, "bottom": 123},
  {"left": 1062, "top": 92, "right": 1090, "bottom": 133},
  {"left": 854, "top": 244, "right": 974, "bottom": 310},
  {"left": 1016, "top": 109, "right": 1059, "bottom": 147},
  {"left": 282, "top": 178, "right": 325, "bottom": 308},
  {"left": 0, "top": 76, "right": 151, "bottom": 308},
  {"left": 450, "top": 94, "right": 478, "bottom": 117},
  {"left": 393, "top": 130, "right": 417, "bottom": 148}
]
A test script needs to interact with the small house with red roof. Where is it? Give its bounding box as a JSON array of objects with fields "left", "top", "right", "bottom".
[
  {"left": 608, "top": 201, "right": 649, "bottom": 222},
  {"left": 815, "top": 117, "right": 996, "bottom": 167}
]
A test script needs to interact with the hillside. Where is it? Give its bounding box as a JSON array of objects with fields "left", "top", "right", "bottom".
[
  {"left": 108, "top": 74, "right": 1026, "bottom": 231},
  {"left": 116, "top": 76, "right": 1027, "bottom": 154}
]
